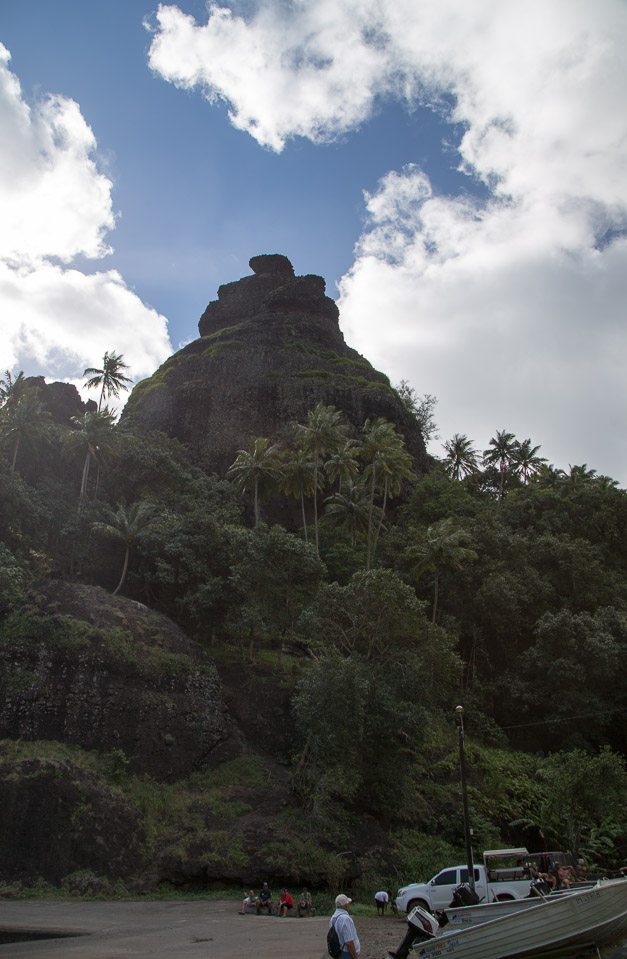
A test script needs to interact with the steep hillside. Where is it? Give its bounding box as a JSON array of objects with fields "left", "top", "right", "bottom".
[{"left": 121, "top": 254, "right": 427, "bottom": 477}]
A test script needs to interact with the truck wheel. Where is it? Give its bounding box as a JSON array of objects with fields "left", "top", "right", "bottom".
[
  {"left": 494, "top": 894, "right": 515, "bottom": 901},
  {"left": 407, "top": 899, "right": 430, "bottom": 913}
]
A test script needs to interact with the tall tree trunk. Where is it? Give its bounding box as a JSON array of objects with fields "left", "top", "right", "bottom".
[
  {"left": 10, "top": 434, "right": 20, "bottom": 473},
  {"left": 366, "top": 459, "right": 377, "bottom": 571},
  {"left": 300, "top": 491, "right": 308, "bottom": 543},
  {"left": 432, "top": 568, "right": 439, "bottom": 623},
  {"left": 113, "top": 544, "right": 130, "bottom": 596},
  {"left": 78, "top": 450, "right": 91, "bottom": 514},
  {"left": 313, "top": 456, "right": 319, "bottom": 551},
  {"left": 371, "top": 477, "right": 389, "bottom": 563}
]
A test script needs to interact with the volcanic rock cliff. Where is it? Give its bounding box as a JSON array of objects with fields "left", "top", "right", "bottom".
[{"left": 121, "top": 254, "right": 428, "bottom": 477}]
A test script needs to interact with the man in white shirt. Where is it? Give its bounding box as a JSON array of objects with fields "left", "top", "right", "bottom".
[
  {"left": 374, "top": 890, "right": 389, "bottom": 915},
  {"left": 330, "top": 894, "right": 360, "bottom": 959}
]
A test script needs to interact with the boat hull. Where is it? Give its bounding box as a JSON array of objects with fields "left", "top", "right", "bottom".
[{"left": 407, "top": 880, "right": 627, "bottom": 959}]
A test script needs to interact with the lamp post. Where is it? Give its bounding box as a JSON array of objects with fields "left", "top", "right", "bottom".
[{"left": 456, "top": 705, "right": 475, "bottom": 892}]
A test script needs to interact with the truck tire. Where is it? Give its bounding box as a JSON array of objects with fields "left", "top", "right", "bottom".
[
  {"left": 407, "top": 899, "right": 430, "bottom": 913},
  {"left": 494, "top": 894, "right": 515, "bottom": 901}
]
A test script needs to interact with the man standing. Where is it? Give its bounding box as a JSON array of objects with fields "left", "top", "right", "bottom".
[{"left": 330, "top": 894, "right": 360, "bottom": 959}]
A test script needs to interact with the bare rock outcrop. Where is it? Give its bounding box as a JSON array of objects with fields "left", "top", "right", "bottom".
[
  {"left": 121, "top": 254, "right": 428, "bottom": 478},
  {"left": 0, "top": 582, "right": 237, "bottom": 780}
]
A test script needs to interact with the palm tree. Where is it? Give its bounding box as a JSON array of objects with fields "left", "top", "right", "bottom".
[
  {"left": 324, "top": 439, "right": 359, "bottom": 493},
  {"left": 281, "top": 446, "right": 318, "bottom": 542},
  {"left": 443, "top": 433, "right": 479, "bottom": 481},
  {"left": 359, "top": 417, "right": 415, "bottom": 569},
  {"left": 64, "top": 408, "right": 118, "bottom": 511},
  {"left": 0, "top": 391, "right": 52, "bottom": 473},
  {"left": 292, "top": 403, "right": 347, "bottom": 551},
  {"left": 324, "top": 479, "right": 373, "bottom": 547},
  {"left": 92, "top": 501, "right": 156, "bottom": 595},
  {"left": 83, "top": 351, "right": 132, "bottom": 411},
  {"left": 227, "top": 436, "right": 283, "bottom": 525},
  {"left": 483, "top": 429, "right": 518, "bottom": 500},
  {"left": 408, "top": 518, "right": 477, "bottom": 622},
  {"left": 513, "top": 438, "right": 547, "bottom": 484},
  {"left": 0, "top": 370, "right": 30, "bottom": 413}
]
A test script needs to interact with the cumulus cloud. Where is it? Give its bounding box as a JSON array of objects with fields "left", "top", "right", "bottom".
[
  {"left": 0, "top": 43, "right": 171, "bottom": 396},
  {"left": 149, "top": 0, "right": 627, "bottom": 481}
]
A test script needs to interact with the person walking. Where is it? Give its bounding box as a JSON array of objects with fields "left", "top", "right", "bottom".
[{"left": 330, "top": 894, "right": 360, "bottom": 959}]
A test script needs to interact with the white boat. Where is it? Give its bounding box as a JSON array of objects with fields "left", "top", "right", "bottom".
[
  {"left": 444, "top": 883, "right": 598, "bottom": 929},
  {"left": 389, "top": 879, "right": 627, "bottom": 959}
]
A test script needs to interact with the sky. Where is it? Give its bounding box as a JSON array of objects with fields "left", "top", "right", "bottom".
[{"left": 1, "top": 0, "right": 626, "bottom": 483}]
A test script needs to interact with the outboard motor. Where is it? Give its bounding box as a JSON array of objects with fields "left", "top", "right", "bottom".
[
  {"left": 528, "top": 878, "right": 553, "bottom": 897},
  {"left": 449, "top": 883, "right": 481, "bottom": 908},
  {"left": 388, "top": 906, "right": 440, "bottom": 959}
]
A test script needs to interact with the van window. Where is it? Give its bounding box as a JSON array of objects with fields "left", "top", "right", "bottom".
[
  {"left": 460, "top": 868, "right": 481, "bottom": 883},
  {"left": 433, "top": 869, "right": 458, "bottom": 886}
]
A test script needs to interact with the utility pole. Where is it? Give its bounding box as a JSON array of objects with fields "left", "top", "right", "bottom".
[{"left": 456, "top": 705, "right": 475, "bottom": 892}]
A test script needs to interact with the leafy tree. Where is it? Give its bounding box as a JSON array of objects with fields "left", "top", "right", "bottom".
[
  {"left": 302, "top": 567, "right": 430, "bottom": 662},
  {"left": 359, "top": 416, "right": 414, "bottom": 570},
  {"left": 396, "top": 382, "right": 439, "bottom": 445},
  {"left": 535, "top": 748, "right": 627, "bottom": 860},
  {"left": 64, "top": 408, "right": 118, "bottom": 511},
  {"left": 292, "top": 403, "right": 347, "bottom": 551},
  {"left": 483, "top": 430, "right": 518, "bottom": 501},
  {"left": 227, "top": 524, "right": 323, "bottom": 661},
  {"left": 324, "top": 439, "right": 359, "bottom": 493},
  {"left": 92, "top": 500, "right": 157, "bottom": 595},
  {"left": 281, "top": 446, "right": 318, "bottom": 542},
  {"left": 512, "top": 438, "right": 546, "bottom": 485},
  {"left": 443, "top": 433, "right": 480, "bottom": 481},
  {"left": 324, "top": 479, "right": 372, "bottom": 547},
  {"left": 227, "top": 436, "right": 283, "bottom": 525},
  {"left": 0, "top": 390, "right": 52, "bottom": 474},
  {"left": 0, "top": 370, "right": 30, "bottom": 413},
  {"left": 83, "top": 351, "right": 132, "bottom": 411},
  {"left": 408, "top": 518, "right": 477, "bottom": 622}
]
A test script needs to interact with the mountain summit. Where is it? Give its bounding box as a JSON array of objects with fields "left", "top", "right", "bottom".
[{"left": 121, "top": 254, "right": 427, "bottom": 476}]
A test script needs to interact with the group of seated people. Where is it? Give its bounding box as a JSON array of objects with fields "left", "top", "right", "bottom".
[
  {"left": 239, "top": 883, "right": 313, "bottom": 917},
  {"left": 525, "top": 857, "right": 585, "bottom": 891}
]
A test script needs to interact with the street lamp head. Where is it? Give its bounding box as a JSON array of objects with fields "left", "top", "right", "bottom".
[{"left": 455, "top": 705, "right": 464, "bottom": 714}]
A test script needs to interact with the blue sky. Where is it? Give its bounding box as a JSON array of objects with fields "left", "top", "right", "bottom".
[{"left": 1, "top": 0, "right": 626, "bottom": 482}]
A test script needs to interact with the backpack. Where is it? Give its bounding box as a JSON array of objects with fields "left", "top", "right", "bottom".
[{"left": 327, "top": 918, "right": 342, "bottom": 958}]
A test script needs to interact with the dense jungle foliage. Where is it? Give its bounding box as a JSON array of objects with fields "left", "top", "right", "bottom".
[{"left": 2, "top": 364, "right": 627, "bottom": 891}]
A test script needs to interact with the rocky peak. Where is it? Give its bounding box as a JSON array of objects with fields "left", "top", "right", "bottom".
[
  {"left": 198, "top": 253, "right": 340, "bottom": 344},
  {"left": 122, "top": 254, "right": 428, "bottom": 479}
]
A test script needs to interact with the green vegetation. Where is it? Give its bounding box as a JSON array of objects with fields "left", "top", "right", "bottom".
[{"left": 2, "top": 362, "right": 627, "bottom": 898}]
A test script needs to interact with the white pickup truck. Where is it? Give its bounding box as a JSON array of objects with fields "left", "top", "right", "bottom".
[{"left": 396, "top": 847, "right": 535, "bottom": 914}]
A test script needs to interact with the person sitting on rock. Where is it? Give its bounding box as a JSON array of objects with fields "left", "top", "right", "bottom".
[
  {"left": 240, "top": 889, "right": 256, "bottom": 914},
  {"left": 298, "top": 888, "right": 312, "bottom": 917},
  {"left": 278, "top": 888, "right": 294, "bottom": 917},
  {"left": 256, "top": 882, "right": 273, "bottom": 914}
]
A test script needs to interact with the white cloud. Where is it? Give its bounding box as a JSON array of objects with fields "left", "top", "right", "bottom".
[
  {"left": 0, "top": 43, "right": 171, "bottom": 392},
  {"left": 148, "top": 0, "right": 627, "bottom": 481}
]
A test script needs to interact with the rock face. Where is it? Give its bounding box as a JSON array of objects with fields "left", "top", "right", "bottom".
[
  {"left": 0, "top": 757, "right": 146, "bottom": 884},
  {"left": 25, "top": 376, "right": 92, "bottom": 425},
  {"left": 121, "top": 254, "right": 428, "bottom": 478},
  {"left": 0, "top": 582, "right": 236, "bottom": 780}
]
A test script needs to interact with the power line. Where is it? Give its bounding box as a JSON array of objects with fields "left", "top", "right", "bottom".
[{"left": 500, "top": 707, "right": 627, "bottom": 730}]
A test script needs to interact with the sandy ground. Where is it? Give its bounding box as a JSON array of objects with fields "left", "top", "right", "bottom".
[{"left": 0, "top": 900, "right": 406, "bottom": 959}]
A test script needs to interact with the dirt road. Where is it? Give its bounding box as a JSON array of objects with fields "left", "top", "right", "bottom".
[{"left": 0, "top": 899, "right": 405, "bottom": 959}]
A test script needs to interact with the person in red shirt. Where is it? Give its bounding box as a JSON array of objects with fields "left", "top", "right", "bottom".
[{"left": 278, "top": 888, "right": 295, "bottom": 917}]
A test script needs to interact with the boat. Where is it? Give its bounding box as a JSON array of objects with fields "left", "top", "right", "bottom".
[
  {"left": 444, "top": 883, "right": 598, "bottom": 929},
  {"left": 388, "top": 878, "right": 627, "bottom": 959}
]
